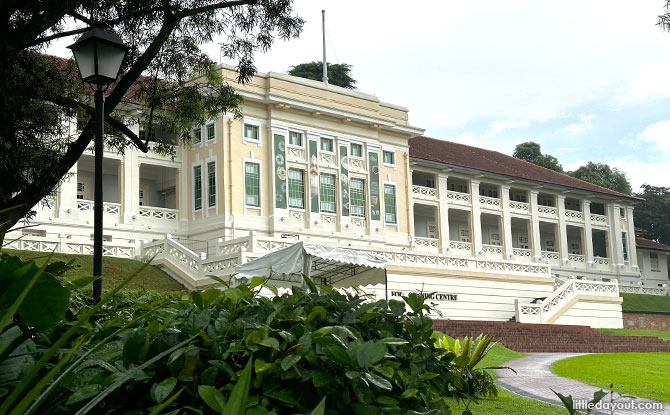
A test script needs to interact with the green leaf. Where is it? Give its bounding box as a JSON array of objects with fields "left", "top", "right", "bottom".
[
  {"left": 303, "top": 274, "right": 318, "bottom": 293},
  {"left": 379, "top": 337, "right": 408, "bottom": 345},
  {"left": 123, "top": 328, "right": 150, "bottom": 366},
  {"left": 552, "top": 389, "right": 576, "bottom": 415},
  {"left": 66, "top": 384, "right": 101, "bottom": 405},
  {"left": 152, "top": 377, "right": 177, "bottom": 403},
  {"left": 373, "top": 365, "right": 393, "bottom": 379},
  {"left": 310, "top": 396, "right": 326, "bottom": 415},
  {"left": 306, "top": 306, "right": 327, "bottom": 324},
  {"left": 355, "top": 341, "right": 386, "bottom": 367},
  {"left": 312, "top": 371, "right": 331, "bottom": 387},
  {"left": 69, "top": 276, "right": 99, "bottom": 289},
  {"left": 364, "top": 372, "right": 392, "bottom": 390},
  {"left": 376, "top": 396, "right": 398, "bottom": 405},
  {"left": 254, "top": 359, "right": 272, "bottom": 374},
  {"left": 148, "top": 388, "right": 184, "bottom": 415},
  {"left": 265, "top": 391, "right": 298, "bottom": 405},
  {"left": 258, "top": 337, "right": 280, "bottom": 350},
  {"left": 191, "top": 291, "right": 204, "bottom": 310},
  {"left": 280, "top": 354, "right": 301, "bottom": 371},
  {"left": 399, "top": 388, "right": 418, "bottom": 399},
  {"left": 198, "top": 385, "right": 226, "bottom": 413},
  {"left": 222, "top": 356, "right": 253, "bottom": 415},
  {"left": 249, "top": 277, "right": 266, "bottom": 290}
]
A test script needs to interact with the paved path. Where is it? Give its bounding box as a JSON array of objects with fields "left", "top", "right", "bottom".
[{"left": 495, "top": 353, "right": 670, "bottom": 415}]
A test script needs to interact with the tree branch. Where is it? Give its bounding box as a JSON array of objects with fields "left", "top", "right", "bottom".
[{"left": 176, "top": 0, "right": 257, "bottom": 18}]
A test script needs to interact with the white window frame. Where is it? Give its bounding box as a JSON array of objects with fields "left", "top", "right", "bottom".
[
  {"left": 350, "top": 143, "right": 364, "bottom": 159},
  {"left": 192, "top": 162, "right": 204, "bottom": 215},
  {"left": 288, "top": 131, "right": 304, "bottom": 147},
  {"left": 382, "top": 150, "right": 396, "bottom": 168},
  {"left": 77, "top": 176, "right": 91, "bottom": 200},
  {"left": 382, "top": 181, "right": 399, "bottom": 229},
  {"left": 650, "top": 252, "right": 660, "bottom": 271},
  {"left": 349, "top": 177, "right": 366, "bottom": 217},
  {"left": 192, "top": 126, "right": 202, "bottom": 145},
  {"left": 243, "top": 158, "right": 262, "bottom": 211},
  {"left": 319, "top": 172, "right": 337, "bottom": 214},
  {"left": 206, "top": 160, "right": 217, "bottom": 209},
  {"left": 206, "top": 122, "right": 216, "bottom": 143},
  {"left": 320, "top": 137, "right": 335, "bottom": 153},
  {"left": 242, "top": 118, "right": 262, "bottom": 146}
]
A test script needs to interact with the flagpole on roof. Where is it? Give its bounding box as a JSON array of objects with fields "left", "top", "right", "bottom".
[{"left": 322, "top": 9, "right": 328, "bottom": 86}]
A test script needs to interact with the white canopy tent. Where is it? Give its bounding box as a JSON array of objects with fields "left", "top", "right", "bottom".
[{"left": 234, "top": 242, "right": 387, "bottom": 295}]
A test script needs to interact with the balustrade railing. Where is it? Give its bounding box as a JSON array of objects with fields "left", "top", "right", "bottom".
[
  {"left": 446, "top": 191, "right": 470, "bottom": 205},
  {"left": 482, "top": 244, "right": 503, "bottom": 254},
  {"left": 412, "top": 185, "right": 437, "bottom": 200},
  {"left": 76, "top": 200, "right": 121, "bottom": 215},
  {"left": 449, "top": 240, "right": 472, "bottom": 252},
  {"left": 509, "top": 201, "right": 530, "bottom": 212},
  {"left": 568, "top": 254, "right": 585, "bottom": 263},
  {"left": 593, "top": 256, "right": 610, "bottom": 266},
  {"left": 478, "top": 195, "right": 501, "bottom": 208},
  {"left": 590, "top": 213, "right": 607, "bottom": 224},
  {"left": 139, "top": 206, "right": 178, "bottom": 220},
  {"left": 541, "top": 251, "right": 560, "bottom": 261},
  {"left": 513, "top": 248, "right": 532, "bottom": 257},
  {"left": 565, "top": 210, "right": 583, "bottom": 220},
  {"left": 537, "top": 205, "right": 557, "bottom": 216},
  {"left": 414, "top": 236, "right": 438, "bottom": 249}
]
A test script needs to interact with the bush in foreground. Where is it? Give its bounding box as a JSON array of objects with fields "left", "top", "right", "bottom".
[{"left": 1, "top": 252, "right": 487, "bottom": 414}]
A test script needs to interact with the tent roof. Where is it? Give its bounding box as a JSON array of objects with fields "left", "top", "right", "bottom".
[{"left": 234, "top": 242, "right": 386, "bottom": 286}]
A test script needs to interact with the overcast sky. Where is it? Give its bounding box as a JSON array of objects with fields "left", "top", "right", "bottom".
[{"left": 54, "top": 1, "right": 670, "bottom": 191}]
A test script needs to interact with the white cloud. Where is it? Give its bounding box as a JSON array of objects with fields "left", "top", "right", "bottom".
[
  {"left": 490, "top": 119, "right": 530, "bottom": 133},
  {"left": 636, "top": 120, "right": 670, "bottom": 152},
  {"left": 560, "top": 113, "right": 596, "bottom": 135}
]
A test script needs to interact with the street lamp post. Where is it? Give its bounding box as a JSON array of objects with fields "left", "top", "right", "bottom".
[{"left": 68, "top": 28, "right": 128, "bottom": 301}]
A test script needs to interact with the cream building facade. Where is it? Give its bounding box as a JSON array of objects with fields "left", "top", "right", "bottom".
[{"left": 12, "top": 65, "right": 666, "bottom": 328}]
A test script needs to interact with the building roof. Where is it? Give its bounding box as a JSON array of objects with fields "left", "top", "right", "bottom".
[
  {"left": 635, "top": 236, "right": 670, "bottom": 252},
  {"left": 409, "top": 136, "right": 642, "bottom": 201}
]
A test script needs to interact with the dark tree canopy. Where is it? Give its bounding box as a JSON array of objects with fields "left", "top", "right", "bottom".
[
  {"left": 569, "top": 162, "right": 632, "bottom": 195},
  {"left": 288, "top": 61, "right": 356, "bottom": 89},
  {"left": 512, "top": 141, "right": 564, "bottom": 172},
  {"left": 0, "top": 0, "right": 303, "bottom": 241},
  {"left": 634, "top": 185, "right": 670, "bottom": 245}
]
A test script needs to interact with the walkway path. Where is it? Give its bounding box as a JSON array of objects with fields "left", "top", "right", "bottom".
[{"left": 495, "top": 353, "right": 670, "bottom": 415}]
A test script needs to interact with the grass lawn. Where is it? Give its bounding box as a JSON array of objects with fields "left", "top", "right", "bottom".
[
  {"left": 551, "top": 353, "right": 670, "bottom": 403},
  {"left": 3, "top": 249, "right": 185, "bottom": 292},
  {"left": 434, "top": 332, "right": 563, "bottom": 414},
  {"left": 621, "top": 293, "right": 670, "bottom": 313},
  {"left": 597, "top": 328, "right": 670, "bottom": 341}
]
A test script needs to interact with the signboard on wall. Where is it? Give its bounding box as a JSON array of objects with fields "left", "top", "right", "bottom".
[
  {"left": 368, "top": 151, "right": 380, "bottom": 220},
  {"left": 274, "top": 134, "right": 287, "bottom": 209},
  {"left": 340, "top": 145, "right": 349, "bottom": 216},
  {"left": 309, "top": 140, "right": 319, "bottom": 213},
  {"left": 390, "top": 291, "right": 458, "bottom": 301}
]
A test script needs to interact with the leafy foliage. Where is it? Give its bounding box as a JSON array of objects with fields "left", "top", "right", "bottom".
[
  {"left": 569, "top": 162, "right": 632, "bottom": 195},
  {"left": 0, "top": 254, "right": 489, "bottom": 415},
  {"left": 434, "top": 334, "right": 499, "bottom": 397},
  {"left": 512, "top": 141, "right": 564, "bottom": 173},
  {"left": 288, "top": 61, "right": 357, "bottom": 89},
  {"left": 633, "top": 185, "right": 670, "bottom": 245}
]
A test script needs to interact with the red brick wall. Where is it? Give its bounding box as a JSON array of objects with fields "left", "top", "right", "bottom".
[{"left": 622, "top": 312, "right": 670, "bottom": 330}]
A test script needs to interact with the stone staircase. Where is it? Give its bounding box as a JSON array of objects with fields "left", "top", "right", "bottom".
[{"left": 433, "top": 320, "right": 670, "bottom": 353}]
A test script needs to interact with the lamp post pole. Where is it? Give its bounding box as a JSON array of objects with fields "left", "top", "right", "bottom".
[{"left": 93, "top": 88, "right": 104, "bottom": 301}]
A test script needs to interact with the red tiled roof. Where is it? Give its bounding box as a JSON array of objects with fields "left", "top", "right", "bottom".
[
  {"left": 635, "top": 236, "right": 670, "bottom": 252},
  {"left": 409, "top": 136, "right": 642, "bottom": 201}
]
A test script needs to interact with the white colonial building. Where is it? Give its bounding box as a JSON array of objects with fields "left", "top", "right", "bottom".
[{"left": 7, "top": 65, "right": 669, "bottom": 328}]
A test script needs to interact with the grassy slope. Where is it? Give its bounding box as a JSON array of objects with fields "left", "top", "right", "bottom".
[
  {"left": 551, "top": 353, "right": 670, "bottom": 403},
  {"left": 596, "top": 328, "right": 670, "bottom": 341},
  {"left": 621, "top": 293, "right": 670, "bottom": 313},
  {"left": 4, "top": 249, "right": 185, "bottom": 292},
  {"left": 434, "top": 333, "right": 562, "bottom": 415}
]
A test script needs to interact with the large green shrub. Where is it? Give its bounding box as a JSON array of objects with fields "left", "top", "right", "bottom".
[{"left": 1, "top": 253, "right": 482, "bottom": 415}]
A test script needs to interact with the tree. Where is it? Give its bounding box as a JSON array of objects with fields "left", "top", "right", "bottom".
[
  {"left": 0, "top": 1, "right": 304, "bottom": 243},
  {"left": 288, "top": 61, "right": 356, "bottom": 89},
  {"left": 634, "top": 185, "right": 670, "bottom": 245},
  {"left": 512, "top": 141, "right": 564, "bottom": 172},
  {"left": 569, "top": 162, "right": 632, "bottom": 195}
]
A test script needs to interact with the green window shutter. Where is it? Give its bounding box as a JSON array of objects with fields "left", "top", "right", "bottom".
[
  {"left": 350, "top": 179, "right": 365, "bottom": 217},
  {"left": 384, "top": 184, "right": 397, "bottom": 224},
  {"left": 207, "top": 161, "right": 216, "bottom": 207},
  {"left": 193, "top": 165, "right": 202, "bottom": 211},
  {"left": 319, "top": 174, "right": 336, "bottom": 213},
  {"left": 245, "top": 162, "right": 260, "bottom": 207},
  {"left": 288, "top": 169, "right": 305, "bottom": 209}
]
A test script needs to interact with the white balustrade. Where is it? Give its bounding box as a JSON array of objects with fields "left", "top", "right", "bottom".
[
  {"left": 541, "top": 251, "right": 560, "bottom": 261},
  {"left": 446, "top": 191, "right": 470, "bottom": 205},
  {"left": 509, "top": 201, "right": 530, "bottom": 212},
  {"left": 412, "top": 185, "right": 437, "bottom": 201},
  {"left": 351, "top": 217, "right": 365, "bottom": 228},
  {"left": 287, "top": 146, "right": 306, "bottom": 161},
  {"left": 513, "top": 248, "right": 532, "bottom": 257},
  {"left": 349, "top": 158, "right": 366, "bottom": 172},
  {"left": 593, "top": 256, "right": 610, "bottom": 266},
  {"left": 139, "top": 206, "right": 178, "bottom": 220},
  {"left": 414, "top": 237, "right": 438, "bottom": 249},
  {"left": 482, "top": 244, "right": 503, "bottom": 254},
  {"left": 568, "top": 254, "right": 585, "bottom": 263},
  {"left": 565, "top": 210, "right": 583, "bottom": 220},
  {"left": 478, "top": 195, "right": 501, "bottom": 208},
  {"left": 76, "top": 200, "right": 121, "bottom": 215},
  {"left": 590, "top": 213, "right": 607, "bottom": 224},
  {"left": 320, "top": 152, "right": 336, "bottom": 166},
  {"left": 537, "top": 205, "right": 557, "bottom": 217},
  {"left": 619, "top": 284, "right": 669, "bottom": 296},
  {"left": 321, "top": 214, "right": 336, "bottom": 225},
  {"left": 289, "top": 210, "right": 305, "bottom": 221},
  {"left": 449, "top": 241, "right": 472, "bottom": 252}
]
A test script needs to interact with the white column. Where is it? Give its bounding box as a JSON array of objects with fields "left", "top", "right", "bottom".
[
  {"left": 583, "top": 199, "right": 594, "bottom": 267},
  {"left": 626, "top": 206, "right": 639, "bottom": 270},
  {"left": 471, "top": 180, "right": 482, "bottom": 256},
  {"left": 529, "top": 190, "right": 542, "bottom": 262},
  {"left": 610, "top": 203, "right": 625, "bottom": 267},
  {"left": 501, "top": 185, "right": 514, "bottom": 259},
  {"left": 557, "top": 195, "right": 569, "bottom": 264},
  {"left": 122, "top": 148, "right": 140, "bottom": 224},
  {"left": 176, "top": 168, "right": 182, "bottom": 220},
  {"left": 58, "top": 162, "right": 79, "bottom": 219},
  {"left": 437, "top": 174, "right": 450, "bottom": 254}
]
